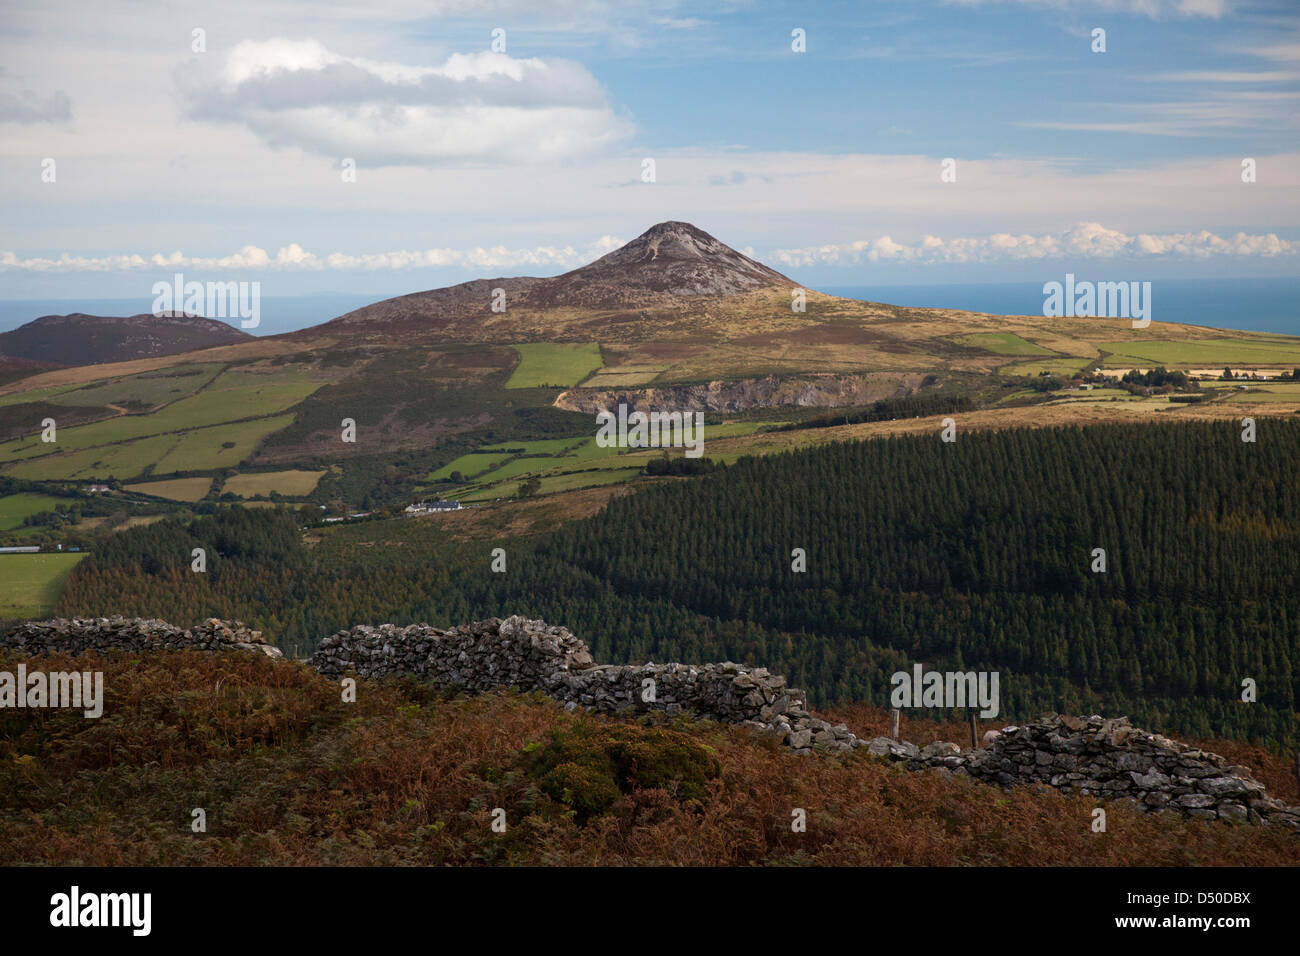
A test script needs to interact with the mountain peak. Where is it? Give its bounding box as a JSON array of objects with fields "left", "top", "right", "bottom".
[
  {"left": 325, "top": 221, "right": 797, "bottom": 332},
  {"left": 635, "top": 220, "right": 718, "bottom": 243},
  {"left": 537, "top": 221, "right": 795, "bottom": 305},
  {"left": 582, "top": 220, "right": 791, "bottom": 282}
]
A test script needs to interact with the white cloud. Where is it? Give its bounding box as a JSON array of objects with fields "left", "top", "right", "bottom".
[
  {"left": 1242, "top": 42, "right": 1300, "bottom": 62},
  {"left": 0, "top": 88, "right": 72, "bottom": 123},
  {"left": 0, "top": 237, "right": 628, "bottom": 273},
  {"left": 653, "top": 17, "right": 713, "bottom": 29},
  {"left": 4, "top": 222, "right": 1294, "bottom": 275},
  {"left": 179, "top": 39, "right": 633, "bottom": 165},
  {"left": 767, "top": 222, "right": 1296, "bottom": 266},
  {"left": 1147, "top": 70, "right": 1299, "bottom": 83},
  {"left": 943, "top": 0, "right": 1229, "bottom": 18},
  {"left": 1017, "top": 89, "right": 1300, "bottom": 137}
]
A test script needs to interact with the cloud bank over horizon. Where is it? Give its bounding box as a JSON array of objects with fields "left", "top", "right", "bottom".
[
  {"left": 766, "top": 222, "right": 1297, "bottom": 268},
  {"left": 2, "top": 223, "right": 1293, "bottom": 277}
]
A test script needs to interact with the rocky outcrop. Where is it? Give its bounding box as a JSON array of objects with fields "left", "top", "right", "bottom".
[
  {"left": 2, "top": 616, "right": 282, "bottom": 658},
  {"left": 556, "top": 373, "right": 913, "bottom": 415}
]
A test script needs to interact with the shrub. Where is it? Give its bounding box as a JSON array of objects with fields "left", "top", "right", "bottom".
[{"left": 527, "top": 720, "right": 720, "bottom": 823}]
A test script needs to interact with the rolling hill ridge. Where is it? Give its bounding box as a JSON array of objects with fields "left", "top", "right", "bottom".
[{"left": 0, "top": 312, "right": 253, "bottom": 366}]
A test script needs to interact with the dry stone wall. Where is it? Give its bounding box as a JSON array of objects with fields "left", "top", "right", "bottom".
[
  {"left": 3, "top": 616, "right": 282, "bottom": 658},
  {"left": 6, "top": 614, "right": 1298, "bottom": 829},
  {"left": 895, "top": 715, "right": 1300, "bottom": 829},
  {"left": 308, "top": 616, "right": 863, "bottom": 753}
]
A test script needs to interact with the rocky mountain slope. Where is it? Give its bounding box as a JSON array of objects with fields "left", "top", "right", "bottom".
[
  {"left": 532, "top": 220, "right": 795, "bottom": 304},
  {"left": 319, "top": 221, "right": 798, "bottom": 337}
]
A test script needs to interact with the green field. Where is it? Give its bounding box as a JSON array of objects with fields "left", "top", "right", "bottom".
[
  {"left": 0, "top": 553, "right": 85, "bottom": 619},
  {"left": 459, "top": 466, "right": 642, "bottom": 501},
  {"left": 1098, "top": 338, "right": 1300, "bottom": 368},
  {"left": 436, "top": 423, "right": 757, "bottom": 498},
  {"left": 0, "top": 383, "right": 84, "bottom": 408},
  {"left": 124, "top": 477, "right": 214, "bottom": 501},
  {"left": 1224, "top": 382, "right": 1300, "bottom": 402},
  {"left": 470, "top": 455, "right": 574, "bottom": 482},
  {"left": 505, "top": 344, "right": 604, "bottom": 389},
  {"left": 0, "top": 493, "right": 69, "bottom": 530},
  {"left": 0, "top": 366, "right": 320, "bottom": 465},
  {"left": 478, "top": 438, "right": 587, "bottom": 455},
  {"left": 997, "top": 358, "right": 1093, "bottom": 377},
  {"left": 956, "top": 332, "right": 1055, "bottom": 356},
  {"left": 5, "top": 414, "right": 295, "bottom": 481},
  {"left": 530, "top": 467, "right": 643, "bottom": 495},
  {"left": 223, "top": 469, "right": 325, "bottom": 498},
  {"left": 47, "top": 364, "right": 224, "bottom": 409},
  {"left": 6, "top": 432, "right": 183, "bottom": 481},
  {"left": 563, "top": 437, "right": 631, "bottom": 463},
  {"left": 439, "top": 436, "right": 634, "bottom": 496},
  {"left": 426, "top": 452, "right": 516, "bottom": 482},
  {"left": 153, "top": 415, "right": 297, "bottom": 475}
]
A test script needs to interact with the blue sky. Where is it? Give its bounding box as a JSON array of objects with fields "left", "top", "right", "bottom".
[
  {"left": 583, "top": 1, "right": 1299, "bottom": 162},
  {"left": 1, "top": 0, "right": 1297, "bottom": 300}
]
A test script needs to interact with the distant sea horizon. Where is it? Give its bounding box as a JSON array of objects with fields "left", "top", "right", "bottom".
[
  {"left": 0, "top": 276, "right": 1294, "bottom": 338},
  {"left": 824, "top": 276, "right": 1298, "bottom": 336}
]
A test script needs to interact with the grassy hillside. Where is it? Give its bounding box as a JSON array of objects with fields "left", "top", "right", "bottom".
[
  {"left": 124, "top": 477, "right": 215, "bottom": 502},
  {"left": 0, "top": 553, "right": 86, "bottom": 619},
  {"left": 506, "top": 343, "right": 604, "bottom": 389},
  {"left": 0, "top": 647, "right": 1294, "bottom": 866},
  {"left": 222, "top": 469, "right": 325, "bottom": 498},
  {"left": 0, "top": 492, "right": 69, "bottom": 530}
]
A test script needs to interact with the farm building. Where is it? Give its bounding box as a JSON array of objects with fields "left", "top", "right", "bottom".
[{"left": 405, "top": 499, "right": 463, "bottom": 515}]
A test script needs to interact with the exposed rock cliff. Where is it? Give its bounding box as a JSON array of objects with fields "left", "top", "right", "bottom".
[{"left": 556, "top": 372, "right": 918, "bottom": 415}]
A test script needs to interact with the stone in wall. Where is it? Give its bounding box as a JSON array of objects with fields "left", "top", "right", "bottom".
[
  {"left": 2, "top": 615, "right": 282, "bottom": 658},
  {"left": 857, "top": 714, "right": 1300, "bottom": 829}
]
